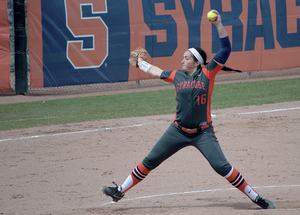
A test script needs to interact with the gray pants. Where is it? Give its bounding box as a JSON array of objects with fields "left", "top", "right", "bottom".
[{"left": 142, "top": 123, "right": 232, "bottom": 177}]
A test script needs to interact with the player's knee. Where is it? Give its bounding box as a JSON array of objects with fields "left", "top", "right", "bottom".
[
  {"left": 142, "top": 157, "right": 160, "bottom": 171},
  {"left": 212, "top": 162, "right": 232, "bottom": 177}
]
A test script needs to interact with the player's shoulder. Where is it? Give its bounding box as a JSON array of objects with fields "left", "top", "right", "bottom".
[
  {"left": 163, "top": 69, "right": 184, "bottom": 73},
  {"left": 160, "top": 69, "right": 184, "bottom": 83},
  {"left": 161, "top": 69, "right": 182, "bottom": 76},
  {"left": 204, "top": 60, "right": 219, "bottom": 71},
  {"left": 203, "top": 60, "right": 223, "bottom": 79}
]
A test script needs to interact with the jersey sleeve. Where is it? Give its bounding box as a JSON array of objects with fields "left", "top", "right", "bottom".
[
  {"left": 160, "top": 70, "right": 178, "bottom": 83},
  {"left": 213, "top": 36, "right": 231, "bottom": 65},
  {"left": 203, "top": 60, "right": 223, "bottom": 79}
]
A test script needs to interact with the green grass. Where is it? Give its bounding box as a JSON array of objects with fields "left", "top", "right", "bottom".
[
  {"left": 212, "top": 78, "right": 300, "bottom": 109},
  {"left": 0, "top": 78, "right": 299, "bottom": 131}
]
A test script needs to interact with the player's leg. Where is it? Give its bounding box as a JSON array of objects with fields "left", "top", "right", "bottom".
[
  {"left": 101, "top": 161, "right": 150, "bottom": 202},
  {"left": 102, "top": 124, "right": 188, "bottom": 201},
  {"left": 121, "top": 124, "right": 189, "bottom": 192},
  {"left": 194, "top": 130, "right": 255, "bottom": 198},
  {"left": 193, "top": 127, "right": 275, "bottom": 209},
  {"left": 224, "top": 166, "right": 275, "bottom": 209}
]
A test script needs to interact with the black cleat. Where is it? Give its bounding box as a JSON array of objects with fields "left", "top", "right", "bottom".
[
  {"left": 253, "top": 194, "right": 275, "bottom": 209},
  {"left": 101, "top": 181, "right": 124, "bottom": 202}
]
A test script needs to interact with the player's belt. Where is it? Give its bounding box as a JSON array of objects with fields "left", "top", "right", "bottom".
[{"left": 174, "top": 121, "right": 210, "bottom": 134}]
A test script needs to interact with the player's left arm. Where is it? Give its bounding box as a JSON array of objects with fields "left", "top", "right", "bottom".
[{"left": 210, "top": 10, "right": 231, "bottom": 66}]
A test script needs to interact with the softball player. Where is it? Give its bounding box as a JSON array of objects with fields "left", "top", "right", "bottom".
[{"left": 102, "top": 10, "right": 275, "bottom": 209}]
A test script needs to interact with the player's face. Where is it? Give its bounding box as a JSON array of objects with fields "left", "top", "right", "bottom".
[{"left": 182, "top": 51, "right": 199, "bottom": 74}]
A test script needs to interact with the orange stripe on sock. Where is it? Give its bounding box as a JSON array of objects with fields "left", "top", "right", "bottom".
[
  {"left": 122, "top": 163, "right": 150, "bottom": 194},
  {"left": 130, "top": 172, "right": 141, "bottom": 184},
  {"left": 226, "top": 167, "right": 239, "bottom": 182},
  {"left": 138, "top": 162, "right": 150, "bottom": 175},
  {"left": 225, "top": 167, "right": 257, "bottom": 200},
  {"left": 122, "top": 173, "right": 141, "bottom": 194}
]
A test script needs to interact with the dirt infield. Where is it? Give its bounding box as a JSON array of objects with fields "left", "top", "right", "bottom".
[{"left": 0, "top": 99, "right": 299, "bottom": 214}]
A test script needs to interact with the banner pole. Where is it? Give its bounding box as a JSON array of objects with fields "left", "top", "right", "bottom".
[{"left": 14, "top": 0, "right": 28, "bottom": 95}]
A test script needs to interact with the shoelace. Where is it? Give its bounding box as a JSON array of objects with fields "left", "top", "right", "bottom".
[{"left": 112, "top": 181, "right": 122, "bottom": 192}]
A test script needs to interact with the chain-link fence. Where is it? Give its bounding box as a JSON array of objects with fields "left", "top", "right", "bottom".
[{"left": 2, "top": 67, "right": 298, "bottom": 96}]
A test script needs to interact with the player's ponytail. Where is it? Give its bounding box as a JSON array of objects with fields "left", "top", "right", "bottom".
[
  {"left": 191, "top": 47, "right": 241, "bottom": 73},
  {"left": 221, "top": 66, "right": 242, "bottom": 73}
]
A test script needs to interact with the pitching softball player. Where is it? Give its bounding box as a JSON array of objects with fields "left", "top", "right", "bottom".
[{"left": 101, "top": 10, "right": 275, "bottom": 209}]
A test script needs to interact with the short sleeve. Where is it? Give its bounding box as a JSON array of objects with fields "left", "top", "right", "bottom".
[{"left": 160, "top": 70, "right": 178, "bottom": 83}]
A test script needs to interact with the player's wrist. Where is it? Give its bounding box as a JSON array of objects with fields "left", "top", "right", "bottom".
[
  {"left": 139, "top": 61, "right": 152, "bottom": 73},
  {"left": 216, "top": 24, "right": 228, "bottom": 38}
]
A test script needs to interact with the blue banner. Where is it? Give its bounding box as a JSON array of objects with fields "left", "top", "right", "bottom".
[
  {"left": 41, "top": 0, "right": 130, "bottom": 87},
  {"left": 27, "top": 0, "right": 300, "bottom": 88}
]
